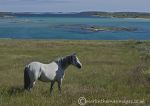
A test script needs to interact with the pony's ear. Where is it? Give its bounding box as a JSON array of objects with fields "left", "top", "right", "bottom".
[{"left": 72, "top": 52, "right": 77, "bottom": 56}]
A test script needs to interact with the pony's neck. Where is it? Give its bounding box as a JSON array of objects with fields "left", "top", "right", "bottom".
[{"left": 56, "top": 56, "right": 71, "bottom": 71}]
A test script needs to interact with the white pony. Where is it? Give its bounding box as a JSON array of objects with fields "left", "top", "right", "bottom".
[{"left": 24, "top": 53, "right": 82, "bottom": 94}]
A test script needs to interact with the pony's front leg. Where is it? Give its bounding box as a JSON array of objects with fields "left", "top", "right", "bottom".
[
  {"left": 50, "top": 81, "right": 55, "bottom": 95},
  {"left": 57, "top": 79, "right": 62, "bottom": 94}
]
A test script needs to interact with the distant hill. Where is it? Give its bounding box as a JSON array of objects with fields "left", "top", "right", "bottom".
[
  {"left": 78, "top": 11, "right": 150, "bottom": 18},
  {"left": 0, "top": 12, "right": 13, "bottom": 17},
  {"left": 0, "top": 11, "right": 150, "bottom": 19}
]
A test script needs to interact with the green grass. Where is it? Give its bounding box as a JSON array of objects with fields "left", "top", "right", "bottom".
[{"left": 0, "top": 39, "right": 149, "bottom": 106}]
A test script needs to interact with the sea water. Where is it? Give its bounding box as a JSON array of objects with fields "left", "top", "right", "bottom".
[{"left": 0, "top": 15, "right": 150, "bottom": 40}]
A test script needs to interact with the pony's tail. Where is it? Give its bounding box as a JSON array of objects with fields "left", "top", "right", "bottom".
[{"left": 24, "top": 67, "right": 30, "bottom": 90}]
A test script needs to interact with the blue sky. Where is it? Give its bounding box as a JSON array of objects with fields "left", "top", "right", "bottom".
[{"left": 0, "top": 0, "right": 150, "bottom": 12}]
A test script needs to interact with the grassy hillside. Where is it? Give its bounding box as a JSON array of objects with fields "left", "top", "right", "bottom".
[{"left": 0, "top": 40, "right": 149, "bottom": 106}]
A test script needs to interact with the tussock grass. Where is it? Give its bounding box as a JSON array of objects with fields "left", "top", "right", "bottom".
[{"left": 0, "top": 39, "right": 149, "bottom": 106}]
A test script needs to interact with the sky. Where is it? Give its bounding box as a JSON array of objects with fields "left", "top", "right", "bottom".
[{"left": 0, "top": 0, "right": 150, "bottom": 12}]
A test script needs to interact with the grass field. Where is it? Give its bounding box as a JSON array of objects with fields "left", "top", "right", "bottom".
[{"left": 0, "top": 39, "right": 149, "bottom": 106}]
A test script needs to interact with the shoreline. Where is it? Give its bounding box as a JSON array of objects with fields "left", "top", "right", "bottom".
[
  {"left": 121, "top": 17, "right": 150, "bottom": 21},
  {"left": 0, "top": 38, "right": 148, "bottom": 42}
]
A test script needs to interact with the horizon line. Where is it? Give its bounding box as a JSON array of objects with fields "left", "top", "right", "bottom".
[{"left": 0, "top": 11, "right": 150, "bottom": 14}]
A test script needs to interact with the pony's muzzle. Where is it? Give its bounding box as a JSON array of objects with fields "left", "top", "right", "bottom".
[{"left": 77, "top": 63, "right": 82, "bottom": 69}]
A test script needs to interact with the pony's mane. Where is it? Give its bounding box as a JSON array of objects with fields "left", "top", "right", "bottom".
[{"left": 54, "top": 55, "right": 72, "bottom": 63}]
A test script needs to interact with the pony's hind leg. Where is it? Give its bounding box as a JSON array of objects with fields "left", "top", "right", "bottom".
[
  {"left": 28, "top": 72, "right": 37, "bottom": 91},
  {"left": 28, "top": 80, "right": 35, "bottom": 91},
  {"left": 33, "top": 81, "right": 36, "bottom": 86}
]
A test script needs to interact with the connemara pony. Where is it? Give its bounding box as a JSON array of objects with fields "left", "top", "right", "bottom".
[{"left": 24, "top": 53, "right": 82, "bottom": 94}]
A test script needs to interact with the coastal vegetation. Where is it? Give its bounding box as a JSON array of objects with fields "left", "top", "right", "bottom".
[
  {"left": 79, "top": 11, "right": 150, "bottom": 19},
  {"left": 0, "top": 12, "right": 13, "bottom": 17},
  {"left": 0, "top": 39, "right": 149, "bottom": 106}
]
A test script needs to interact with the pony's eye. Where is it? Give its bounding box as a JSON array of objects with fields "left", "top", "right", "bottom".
[
  {"left": 73, "top": 57, "right": 76, "bottom": 63},
  {"left": 74, "top": 57, "right": 77, "bottom": 61}
]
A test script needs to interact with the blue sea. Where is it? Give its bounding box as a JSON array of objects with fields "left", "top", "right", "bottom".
[{"left": 0, "top": 14, "right": 150, "bottom": 40}]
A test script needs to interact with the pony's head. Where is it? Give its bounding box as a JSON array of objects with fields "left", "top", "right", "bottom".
[{"left": 70, "top": 53, "right": 82, "bottom": 69}]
